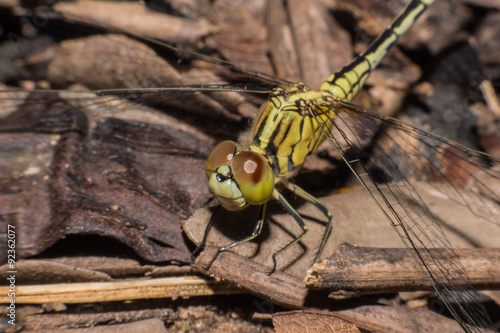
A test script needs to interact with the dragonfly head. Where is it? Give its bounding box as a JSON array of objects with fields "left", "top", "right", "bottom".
[{"left": 206, "top": 140, "right": 275, "bottom": 211}]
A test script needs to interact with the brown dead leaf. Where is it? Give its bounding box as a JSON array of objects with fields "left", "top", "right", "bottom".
[
  {"left": 272, "top": 306, "right": 467, "bottom": 333},
  {"left": 333, "top": 305, "right": 465, "bottom": 333},
  {"left": 273, "top": 311, "right": 361, "bottom": 333}
]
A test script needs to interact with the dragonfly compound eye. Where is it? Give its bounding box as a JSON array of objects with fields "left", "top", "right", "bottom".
[
  {"left": 206, "top": 140, "right": 237, "bottom": 179},
  {"left": 231, "top": 152, "right": 274, "bottom": 205}
]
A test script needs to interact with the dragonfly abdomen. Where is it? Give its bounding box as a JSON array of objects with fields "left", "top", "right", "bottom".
[{"left": 320, "top": 0, "right": 434, "bottom": 102}]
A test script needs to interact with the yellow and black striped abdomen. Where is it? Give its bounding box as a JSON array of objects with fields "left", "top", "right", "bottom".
[
  {"left": 250, "top": 88, "right": 337, "bottom": 178},
  {"left": 320, "top": 0, "right": 434, "bottom": 102}
]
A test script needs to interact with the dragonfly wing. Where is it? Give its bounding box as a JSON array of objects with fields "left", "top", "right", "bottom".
[
  {"left": 337, "top": 101, "right": 500, "bottom": 221},
  {"left": 313, "top": 101, "right": 499, "bottom": 331}
]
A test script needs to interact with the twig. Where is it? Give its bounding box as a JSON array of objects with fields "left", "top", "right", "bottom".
[
  {"left": 0, "top": 276, "right": 239, "bottom": 304},
  {"left": 480, "top": 79, "right": 500, "bottom": 116},
  {"left": 193, "top": 245, "right": 316, "bottom": 309},
  {"left": 305, "top": 243, "right": 500, "bottom": 298}
]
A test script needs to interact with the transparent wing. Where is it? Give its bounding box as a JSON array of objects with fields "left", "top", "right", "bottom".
[
  {"left": 0, "top": 28, "right": 281, "bottom": 122},
  {"left": 311, "top": 100, "right": 499, "bottom": 332},
  {"left": 0, "top": 81, "right": 275, "bottom": 129},
  {"left": 338, "top": 101, "right": 500, "bottom": 220}
]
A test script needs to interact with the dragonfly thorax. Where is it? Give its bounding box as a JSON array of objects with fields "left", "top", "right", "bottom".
[
  {"left": 206, "top": 140, "right": 275, "bottom": 210},
  {"left": 250, "top": 84, "right": 337, "bottom": 178}
]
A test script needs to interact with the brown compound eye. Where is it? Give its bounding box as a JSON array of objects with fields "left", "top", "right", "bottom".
[
  {"left": 231, "top": 151, "right": 274, "bottom": 205},
  {"left": 206, "top": 140, "right": 237, "bottom": 179}
]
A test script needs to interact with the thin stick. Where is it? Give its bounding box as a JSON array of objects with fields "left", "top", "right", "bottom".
[
  {"left": 480, "top": 80, "right": 500, "bottom": 117},
  {"left": 305, "top": 243, "right": 500, "bottom": 298},
  {"left": 0, "top": 276, "right": 239, "bottom": 304},
  {"left": 193, "top": 245, "right": 314, "bottom": 309}
]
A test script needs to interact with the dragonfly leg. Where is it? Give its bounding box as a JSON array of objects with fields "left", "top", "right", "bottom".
[
  {"left": 281, "top": 180, "right": 333, "bottom": 262},
  {"left": 192, "top": 205, "right": 221, "bottom": 261},
  {"left": 271, "top": 190, "right": 310, "bottom": 274},
  {"left": 204, "top": 204, "right": 267, "bottom": 270}
]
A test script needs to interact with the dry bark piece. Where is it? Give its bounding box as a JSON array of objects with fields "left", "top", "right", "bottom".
[
  {"left": 24, "top": 315, "right": 172, "bottom": 332},
  {"left": 19, "top": 302, "right": 273, "bottom": 332},
  {"left": 50, "top": 257, "right": 156, "bottom": 277},
  {"left": 0, "top": 260, "right": 112, "bottom": 285},
  {"left": 0, "top": 93, "right": 212, "bottom": 263},
  {"left": 304, "top": 243, "right": 500, "bottom": 296}
]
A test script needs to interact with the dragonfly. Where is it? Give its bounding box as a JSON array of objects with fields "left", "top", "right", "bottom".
[
  {"left": 1, "top": 0, "right": 499, "bottom": 331},
  {"left": 195, "top": 0, "right": 500, "bottom": 330}
]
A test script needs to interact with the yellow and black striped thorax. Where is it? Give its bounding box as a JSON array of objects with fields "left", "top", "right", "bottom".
[{"left": 250, "top": 84, "right": 338, "bottom": 178}]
